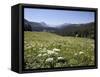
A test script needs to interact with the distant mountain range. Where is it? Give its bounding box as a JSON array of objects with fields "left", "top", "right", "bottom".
[
  {"left": 24, "top": 19, "right": 57, "bottom": 32},
  {"left": 24, "top": 19, "right": 94, "bottom": 39}
]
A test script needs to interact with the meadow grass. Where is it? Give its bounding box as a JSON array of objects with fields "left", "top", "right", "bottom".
[{"left": 24, "top": 31, "right": 95, "bottom": 69}]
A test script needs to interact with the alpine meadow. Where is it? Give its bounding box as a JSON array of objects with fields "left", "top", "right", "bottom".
[{"left": 24, "top": 8, "right": 95, "bottom": 69}]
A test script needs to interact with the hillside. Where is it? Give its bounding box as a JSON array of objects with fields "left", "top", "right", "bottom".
[
  {"left": 24, "top": 19, "right": 94, "bottom": 39},
  {"left": 24, "top": 31, "right": 95, "bottom": 69}
]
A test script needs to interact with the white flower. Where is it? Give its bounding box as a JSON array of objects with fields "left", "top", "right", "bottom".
[
  {"left": 37, "top": 54, "right": 42, "bottom": 57},
  {"left": 40, "top": 48, "right": 47, "bottom": 52},
  {"left": 40, "top": 50, "right": 46, "bottom": 52},
  {"left": 91, "top": 44, "right": 94, "bottom": 48},
  {"left": 24, "top": 41, "right": 27, "bottom": 43},
  {"left": 39, "top": 48, "right": 42, "bottom": 49},
  {"left": 53, "top": 48, "right": 60, "bottom": 52},
  {"left": 46, "top": 58, "right": 53, "bottom": 62},
  {"left": 74, "top": 53, "right": 78, "bottom": 56},
  {"left": 79, "top": 51, "right": 84, "bottom": 54},
  {"left": 47, "top": 50, "right": 55, "bottom": 54},
  {"left": 43, "top": 53, "right": 47, "bottom": 56},
  {"left": 40, "top": 44, "right": 43, "bottom": 47},
  {"left": 55, "top": 52, "right": 58, "bottom": 55},
  {"left": 58, "top": 57, "right": 64, "bottom": 60}
]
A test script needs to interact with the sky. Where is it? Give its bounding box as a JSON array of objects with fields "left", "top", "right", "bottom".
[{"left": 24, "top": 8, "right": 95, "bottom": 27}]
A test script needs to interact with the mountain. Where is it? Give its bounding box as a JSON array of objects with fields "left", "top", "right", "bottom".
[
  {"left": 24, "top": 19, "right": 57, "bottom": 32},
  {"left": 24, "top": 19, "right": 32, "bottom": 31},
  {"left": 40, "top": 22, "right": 49, "bottom": 27},
  {"left": 24, "top": 19, "right": 94, "bottom": 39},
  {"left": 24, "top": 19, "right": 45, "bottom": 31},
  {"left": 57, "top": 22, "right": 94, "bottom": 38}
]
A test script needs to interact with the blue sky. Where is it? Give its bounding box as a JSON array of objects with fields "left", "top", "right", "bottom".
[{"left": 24, "top": 8, "right": 95, "bottom": 27}]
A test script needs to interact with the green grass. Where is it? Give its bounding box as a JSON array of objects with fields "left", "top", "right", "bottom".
[{"left": 24, "top": 31, "right": 95, "bottom": 69}]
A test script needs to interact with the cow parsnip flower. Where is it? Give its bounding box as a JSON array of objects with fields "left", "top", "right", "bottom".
[
  {"left": 58, "top": 57, "right": 64, "bottom": 60},
  {"left": 46, "top": 58, "right": 53, "bottom": 62},
  {"left": 37, "top": 54, "right": 42, "bottom": 57},
  {"left": 79, "top": 51, "right": 84, "bottom": 54},
  {"left": 53, "top": 48, "right": 60, "bottom": 52},
  {"left": 74, "top": 53, "right": 78, "bottom": 56},
  {"left": 47, "top": 50, "right": 55, "bottom": 55}
]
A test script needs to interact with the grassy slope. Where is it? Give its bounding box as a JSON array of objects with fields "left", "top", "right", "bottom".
[{"left": 24, "top": 31, "right": 95, "bottom": 69}]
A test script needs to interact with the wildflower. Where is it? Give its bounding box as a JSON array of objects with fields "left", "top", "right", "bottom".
[
  {"left": 43, "top": 48, "right": 47, "bottom": 51},
  {"left": 40, "top": 50, "right": 46, "bottom": 52},
  {"left": 40, "top": 44, "right": 43, "bottom": 47},
  {"left": 91, "top": 56, "right": 94, "bottom": 61},
  {"left": 91, "top": 44, "right": 94, "bottom": 48},
  {"left": 40, "top": 48, "right": 47, "bottom": 52},
  {"left": 58, "top": 57, "right": 64, "bottom": 60},
  {"left": 47, "top": 50, "right": 55, "bottom": 54},
  {"left": 74, "top": 53, "right": 78, "bottom": 56},
  {"left": 39, "top": 48, "right": 42, "bottom": 49},
  {"left": 55, "top": 52, "right": 58, "bottom": 55},
  {"left": 37, "top": 54, "right": 42, "bottom": 57},
  {"left": 24, "top": 41, "right": 27, "bottom": 44},
  {"left": 46, "top": 58, "right": 53, "bottom": 62},
  {"left": 53, "top": 48, "right": 60, "bottom": 52},
  {"left": 57, "top": 57, "right": 65, "bottom": 63},
  {"left": 43, "top": 53, "right": 47, "bottom": 56},
  {"left": 79, "top": 51, "right": 84, "bottom": 54}
]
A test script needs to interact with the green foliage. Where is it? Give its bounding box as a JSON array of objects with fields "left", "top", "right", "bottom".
[
  {"left": 56, "top": 22, "right": 94, "bottom": 39},
  {"left": 24, "top": 31, "right": 95, "bottom": 69}
]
